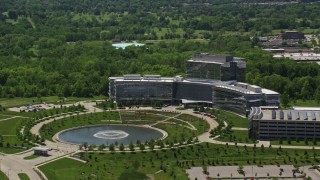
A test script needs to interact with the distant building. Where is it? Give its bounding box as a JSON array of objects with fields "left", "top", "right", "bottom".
[
  {"left": 281, "top": 31, "right": 305, "bottom": 40},
  {"left": 249, "top": 107, "right": 320, "bottom": 140},
  {"left": 186, "top": 53, "right": 246, "bottom": 82}
]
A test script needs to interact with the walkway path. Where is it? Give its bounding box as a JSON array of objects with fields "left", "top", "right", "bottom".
[
  {"left": 0, "top": 116, "right": 28, "bottom": 122},
  {"left": 231, "top": 127, "right": 248, "bottom": 130}
]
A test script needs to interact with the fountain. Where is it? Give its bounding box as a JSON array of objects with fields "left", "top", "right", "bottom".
[
  {"left": 93, "top": 130, "right": 129, "bottom": 139},
  {"left": 57, "top": 125, "right": 165, "bottom": 145}
]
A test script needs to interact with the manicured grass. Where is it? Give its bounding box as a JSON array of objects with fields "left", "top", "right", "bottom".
[
  {"left": 39, "top": 158, "right": 85, "bottom": 180},
  {"left": 0, "top": 117, "right": 24, "bottom": 135},
  {"left": 215, "top": 110, "right": 248, "bottom": 128},
  {"left": 40, "top": 111, "right": 121, "bottom": 141},
  {"left": 0, "top": 136, "right": 31, "bottom": 154},
  {"left": 0, "top": 111, "right": 29, "bottom": 117},
  {"left": 18, "top": 173, "right": 30, "bottom": 180},
  {"left": 0, "top": 115, "right": 32, "bottom": 154},
  {"left": 154, "top": 115, "right": 208, "bottom": 143},
  {"left": 24, "top": 154, "right": 40, "bottom": 160},
  {"left": 0, "top": 170, "right": 8, "bottom": 180},
  {"left": 40, "top": 110, "right": 208, "bottom": 146},
  {"left": 118, "top": 170, "right": 148, "bottom": 180},
  {"left": 140, "top": 110, "right": 179, "bottom": 117},
  {"left": 0, "top": 106, "right": 85, "bottom": 154},
  {"left": 0, "top": 115, "right": 13, "bottom": 120},
  {"left": 217, "top": 130, "right": 255, "bottom": 144},
  {"left": 176, "top": 114, "right": 210, "bottom": 132},
  {"left": 0, "top": 96, "right": 104, "bottom": 108},
  {"left": 40, "top": 143, "right": 320, "bottom": 180},
  {"left": 120, "top": 111, "right": 167, "bottom": 124}
]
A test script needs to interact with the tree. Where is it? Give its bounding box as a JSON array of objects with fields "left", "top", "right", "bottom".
[
  {"left": 119, "top": 143, "right": 125, "bottom": 151},
  {"left": 109, "top": 144, "right": 115, "bottom": 152},
  {"left": 281, "top": 93, "right": 290, "bottom": 107},
  {"left": 8, "top": 10, "right": 18, "bottom": 20},
  {"left": 139, "top": 144, "right": 145, "bottom": 151},
  {"left": 98, "top": 144, "right": 106, "bottom": 151},
  {"left": 149, "top": 141, "right": 155, "bottom": 151},
  {"left": 129, "top": 142, "right": 135, "bottom": 151}
]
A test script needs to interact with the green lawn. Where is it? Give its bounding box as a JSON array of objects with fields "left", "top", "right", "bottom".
[
  {"left": 154, "top": 116, "right": 208, "bottom": 144},
  {"left": 40, "top": 111, "right": 121, "bottom": 141},
  {"left": 0, "top": 96, "right": 105, "bottom": 108},
  {"left": 214, "top": 110, "right": 248, "bottom": 128},
  {"left": 0, "top": 115, "right": 12, "bottom": 120},
  {"left": 40, "top": 110, "right": 208, "bottom": 146},
  {"left": 0, "top": 136, "right": 31, "bottom": 154},
  {"left": 0, "top": 117, "right": 25, "bottom": 135},
  {"left": 0, "top": 170, "right": 8, "bottom": 180},
  {"left": 39, "top": 158, "right": 85, "bottom": 180},
  {"left": 24, "top": 154, "right": 40, "bottom": 160},
  {"left": 216, "top": 130, "right": 255, "bottom": 144},
  {"left": 139, "top": 110, "right": 179, "bottom": 117},
  {"left": 0, "top": 115, "right": 32, "bottom": 154},
  {"left": 18, "top": 173, "right": 30, "bottom": 180},
  {"left": 40, "top": 143, "right": 320, "bottom": 180},
  {"left": 120, "top": 111, "right": 167, "bottom": 124}
]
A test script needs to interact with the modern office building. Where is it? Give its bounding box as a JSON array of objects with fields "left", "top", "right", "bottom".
[
  {"left": 186, "top": 53, "right": 246, "bottom": 82},
  {"left": 213, "top": 82, "right": 280, "bottom": 115},
  {"left": 109, "top": 74, "right": 174, "bottom": 103},
  {"left": 109, "top": 74, "right": 280, "bottom": 115},
  {"left": 249, "top": 107, "right": 320, "bottom": 140}
]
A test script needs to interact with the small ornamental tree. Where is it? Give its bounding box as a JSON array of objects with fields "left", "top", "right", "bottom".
[
  {"left": 109, "top": 144, "right": 115, "bottom": 152},
  {"left": 129, "top": 142, "right": 135, "bottom": 151},
  {"left": 119, "top": 143, "right": 125, "bottom": 151}
]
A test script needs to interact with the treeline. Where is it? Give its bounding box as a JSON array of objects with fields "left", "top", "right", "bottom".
[
  {"left": 0, "top": 40, "right": 201, "bottom": 98},
  {"left": 0, "top": 35, "right": 252, "bottom": 98},
  {"left": 1, "top": 32, "right": 320, "bottom": 102},
  {"left": 245, "top": 50, "right": 320, "bottom": 102},
  {"left": 1, "top": 0, "right": 320, "bottom": 102},
  {"left": 1, "top": 0, "right": 320, "bottom": 42}
]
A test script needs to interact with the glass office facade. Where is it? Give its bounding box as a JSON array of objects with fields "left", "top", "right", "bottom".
[
  {"left": 186, "top": 62, "right": 221, "bottom": 80},
  {"left": 221, "top": 62, "right": 246, "bottom": 82},
  {"left": 187, "top": 61, "right": 246, "bottom": 82},
  {"left": 212, "top": 86, "right": 248, "bottom": 115},
  {"left": 173, "top": 82, "right": 213, "bottom": 102},
  {"left": 114, "top": 81, "right": 173, "bottom": 101}
]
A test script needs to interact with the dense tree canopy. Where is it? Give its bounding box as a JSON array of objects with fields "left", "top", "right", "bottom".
[{"left": 0, "top": 0, "right": 319, "bottom": 101}]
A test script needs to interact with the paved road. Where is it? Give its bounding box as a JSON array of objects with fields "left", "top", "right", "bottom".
[{"left": 0, "top": 154, "right": 41, "bottom": 180}]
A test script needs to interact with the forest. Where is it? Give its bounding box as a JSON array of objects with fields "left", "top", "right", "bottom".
[{"left": 0, "top": 0, "right": 320, "bottom": 102}]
